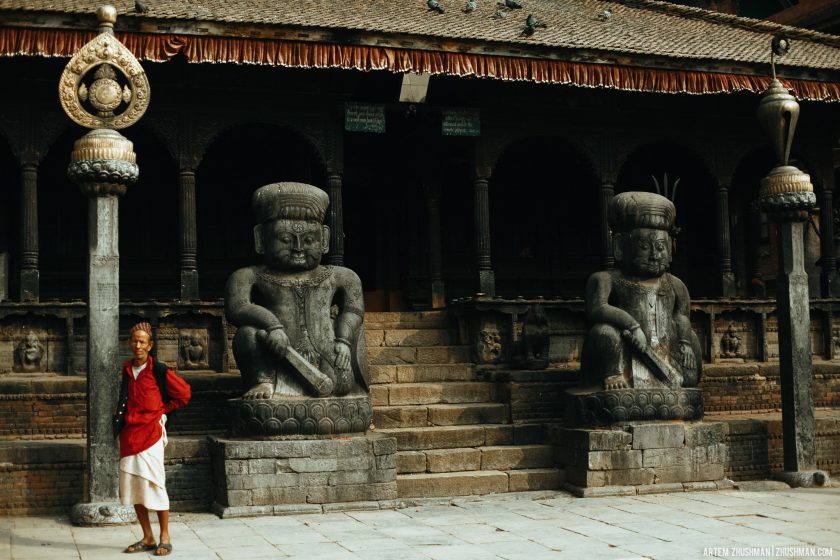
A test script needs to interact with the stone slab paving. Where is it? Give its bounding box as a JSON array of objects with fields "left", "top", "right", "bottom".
[{"left": 0, "top": 485, "right": 838, "bottom": 560}]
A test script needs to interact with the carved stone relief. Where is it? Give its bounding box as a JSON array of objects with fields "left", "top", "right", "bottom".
[{"left": 179, "top": 329, "right": 209, "bottom": 370}]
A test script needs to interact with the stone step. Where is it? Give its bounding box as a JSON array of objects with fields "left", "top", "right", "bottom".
[
  {"left": 371, "top": 382, "right": 495, "bottom": 407},
  {"left": 395, "top": 444, "right": 555, "bottom": 474},
  {"left": 365, "top": 311, "right": 452, "bottom": 330},
  {"left": 373, "top": 403, "right": 509, "bottom": 429},
  {"left": 369, "top": 364, "right": 476, "bottom": 385},
  {"left": 367, "top": 346, "right": 471, "bottom": 366},
  {"left": 376, "top": 423, "right": 534, "bottom": 451},
  {"left": 364, "top": 329, "right": 459, "bottom": 348},
  {"left": 396, "top": 468, "right": 564, "bottom": 498}
]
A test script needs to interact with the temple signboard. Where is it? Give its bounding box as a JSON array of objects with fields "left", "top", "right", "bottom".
[
  {"left": 442, "top": 108, "right": 480, "bottom": 136},
  {"left": 344, "top": 102, "right": 386, "bottom": 133}
]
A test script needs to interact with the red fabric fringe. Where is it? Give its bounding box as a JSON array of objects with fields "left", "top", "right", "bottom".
[{"left": 2, "top": 27, "right": 838, "bottom": 101}]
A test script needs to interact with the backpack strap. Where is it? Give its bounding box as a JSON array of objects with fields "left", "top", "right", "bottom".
[{"left": 152, "top": 359, "right": 170, "bottom": 405}]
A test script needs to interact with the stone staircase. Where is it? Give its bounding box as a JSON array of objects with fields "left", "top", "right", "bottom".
[{"left": 365, "top": 311, "right": 562, "bottom": 498}]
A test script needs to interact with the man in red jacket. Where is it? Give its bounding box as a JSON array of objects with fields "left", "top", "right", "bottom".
[{"left": 120, "top": 322, "right": 190, "bottom": 556}]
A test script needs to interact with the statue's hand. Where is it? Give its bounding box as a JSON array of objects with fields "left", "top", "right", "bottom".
[
  {"left": 625, "top": 325, "right": 647, "bottom": 352},
  {"left": 257, "top": 327, "right": 289, "bottom": 359},
  {"left": 680, "top": 341, "right": 696, "bottom": 370},
  {"left": 334, "top": 339, "right": 352, "bottom": 374}
]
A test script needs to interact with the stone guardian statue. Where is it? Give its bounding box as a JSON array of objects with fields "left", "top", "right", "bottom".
[{"left": 224, "top": 182, "right": 369, "bottom": 436}]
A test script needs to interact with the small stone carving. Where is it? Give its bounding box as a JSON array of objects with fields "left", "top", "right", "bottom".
[
  {"left": 14, "top": 332, "right": 45, "bottom": 373},
  {"left": 521, "top": 304, "right": 550, "bottom": 369},
  {"left": 179, "top": 330, "right": 209, "bottom": 370},
  {"left": 224, "top": 182, "right": 369, "bottom": 436},
  {"left": 475, "top": 325, "right": 502, "bottom": 363},
  {"left": 720, "top": 323, "right": 742, "bottom": 358}
]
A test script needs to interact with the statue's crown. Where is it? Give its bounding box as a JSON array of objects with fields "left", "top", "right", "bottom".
[
  {"left": 608, "top": 191, "right": 675, "bottom": 234},
  {"left": 252, "top": 182, "right": 329, "bottom": 224}
]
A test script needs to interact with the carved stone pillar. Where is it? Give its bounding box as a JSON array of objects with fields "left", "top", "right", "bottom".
[
  {"left": 599, "top": 182, "right": 615, "bottom": 270},
  {"left": 819, "top": 173, "right": 839, "bottom": 297},
  {"left": 473, "top": 175, "right": 495, "bottom": 296},
  {"left": 179, "top": 168, "right": 199, "bottom": 300},
  {"left": 426, "top": 186, "right": 445, "bottom": 308},
  {"left": 326, "top": 174, "right": 344, "bottom": 266},
  {"left": 717, "top": 183, "right": 737, "bottom": 297},
  {"left": 19, "top": 160, "right": 39, "bottom": 301}
]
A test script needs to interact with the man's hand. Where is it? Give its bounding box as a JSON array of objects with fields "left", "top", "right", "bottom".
[
  {"left": 624, "top": 326, "right": 647, "bottom": 352},
  {"left": 257, "top": 327, "right": 289, "bottom": 359}
]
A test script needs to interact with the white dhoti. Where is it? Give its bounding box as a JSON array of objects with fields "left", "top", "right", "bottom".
[{"left": 119, "top": 415, "right": 169, "bottom": 511}]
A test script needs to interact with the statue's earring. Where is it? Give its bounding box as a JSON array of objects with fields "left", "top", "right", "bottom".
[
  {"left": 322, "top": 225, "right": 330, "bottom": 255},
  {"left": 254, "top": 225, "right": 264, "bottom": 254}
]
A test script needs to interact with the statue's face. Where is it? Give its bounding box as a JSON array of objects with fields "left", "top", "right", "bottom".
[
  {"left": 263, "top": 219, "right": 325, "bottom": 270},
  {"left": 23, "top": 335, "right": 41, "bottom": 360},
  {"left": 625, "top": 228, "right": 672, "bottom": 277}
]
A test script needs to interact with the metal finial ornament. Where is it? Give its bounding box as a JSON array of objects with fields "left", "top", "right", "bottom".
[
  {"left": 58, "top": 5, "right": 150, "bottom": 130},
  {"left": 756, "top": 37, "right": 814, "bottom": 216}
]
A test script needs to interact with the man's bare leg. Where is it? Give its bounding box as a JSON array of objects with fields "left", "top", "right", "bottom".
[
  {"left": 156, "top": 509, "right": 170, "bottom": 548},
  {"left": 125, "top": 504, "right": 156, "bottom": 551}
]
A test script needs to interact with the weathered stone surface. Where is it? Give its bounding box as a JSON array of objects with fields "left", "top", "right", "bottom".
[
  {"left": 682, "top": 481, "right": 718, "bottom": 492},
  {"left": 484, "top": 425, "right": 514, "bottom": 446},
  {"left": 567, "top": 467, "right": 655, "bottom": 487},
  {"left": 369, "top": 365, "right": 397, "bottom": 384},
  {"left": 631, "top": 424, "right": 685, "bottom": 449},
  {"left": 251, "top": 487, "right": 307, "bottom": 505},
  {"left": 388, "top": 382, "right": 493, "bottom": 406},
  {"left": 378, "top": 425, "right": 486, "bottom": 451},
  {"left": 375, "top": 454, "right": 396, "bottom": 470},
  {"left": 635, "top": 482, "right": 685, "bottom": 495},
  {"left": 426, "top": 448, "right": 481, "bottom": 473},
  {"left": 396, "top": 451, "right": 426, "bottom": 474},
  {"left": 559, "top": 428, "right": 632, "bottom": 451},
  {"left": 368, "top": 347, "right": 417, "bottom": 365},
  {"left": 374, "top": 406, "right": 428, "bottom": 428},
  {"left": 396, "top": 364, "right": 474, "bottom": 383},
  {"left": 652, "top": 462, "right": 725, "bottom": 484},
  {"left": 372, "top": 436, "right": 397, "bottom": 456},
  {"left": 306, "top": 482, "right": 397, "bottom": 504},
  {"left": 587, "top": 450, "right": 643, "bottom": 471},
  {"left": 322, "top": 501, "right": 381, "bottom": 513},
  {"left": 428, "top": 403, "right": 507, "bottom": 426},
  {"left": 384, "top": 329, "right": 454, "bottom": 348},
  {"left": 370, "top": 385, "right": 389, "bottom": 406},
  {"left": 397, "top": 471, "right": 508, "bottom": 498},
  {"left": 416, "top": 346, "right": 471, "bottom": 364},
  {"left": 563, "top": 483, "right": 636, "bottom": 498},
  {"left": 683, "top": 422, "right": 727, "bottom": 446},
  {"left": 507, "top": 468, "right": 564, "bottom": 492},
  {"left": 480, "top": 445, "right": 554, "bottom": 471},
  {"left": 513, "top": 423, "right": 544, "bottom": 444}
]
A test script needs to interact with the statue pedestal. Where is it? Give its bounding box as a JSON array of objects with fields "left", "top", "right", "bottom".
[
  {"left": 564, "top": 387, "right": 704, "bottom": 427},
  {"left": 209, "top": 433, "right": 397, "bottom": 518},
  {"left": 228, "top": 395, "right": 373, "bottom": 437},
  {"left": 552, "top": 421, "right": 728, "bottom": 497}
]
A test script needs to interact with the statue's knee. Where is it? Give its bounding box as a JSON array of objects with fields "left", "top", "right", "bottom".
[
  {"left": 233, "top": 326, "right": 260, "bottom": 350},
  {"left": 587, "top": 324, "right": 622, "bottom": 348}
]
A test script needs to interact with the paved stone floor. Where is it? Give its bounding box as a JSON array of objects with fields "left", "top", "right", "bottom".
[{"left": 1, "top": 485, "right": 838, "bottom": 560}]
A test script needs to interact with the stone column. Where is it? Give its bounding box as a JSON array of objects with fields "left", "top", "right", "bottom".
[
  {"left": 179, "top": 168, "right": 199, "bottom": 300},
  {"left": 19, "top": 160, "right": 39, "bottom": 301},
  {"left": 426, "top": 185, "right": 445, "bottom": 308},
  {"left": 717, "top": 183, "right": 737, "bottom": 297},
  {"left": 68, "top": 129, "right": 138, "bottom": 525},
  {"left": 326, "top": 174, "right": 345, "bottom": 266},
  {"left": 599, "top": 182, "right": 615, "bottom": 270},
  {"left": 473, "top": 175, "right": 495, "bottom": 296},
  {"left": 818, "top": 173, "right": 839, "bottom": 297}
]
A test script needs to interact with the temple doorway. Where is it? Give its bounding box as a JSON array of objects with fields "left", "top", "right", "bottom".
[{"left": 0, "top": 134, "right": 18, "bottom": 301}]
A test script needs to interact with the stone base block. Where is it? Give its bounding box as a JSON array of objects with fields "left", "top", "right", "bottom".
[
  {"left": 210, "top": 433, "right": 396, "bottom": 517},
  {"left": 229, "top": 395, "right": 372, "bottom": 437},
  {"left": 565, "top": 387, "right": 704, "bottom": 427},
  {"left": 70, "top": 502, "right": 136, "bottom": 526},
  {"left": 554, "top": 421, "right": 726, "bottom": 496}
]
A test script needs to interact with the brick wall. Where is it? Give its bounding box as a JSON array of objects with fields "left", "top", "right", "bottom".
[{"left": 0, "top": 437, "right": 212, "bottom": 516}]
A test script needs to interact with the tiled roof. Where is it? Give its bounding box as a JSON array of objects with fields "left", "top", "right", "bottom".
[{"left": 2, "top": 0, "right": 840, "bottom": 73}]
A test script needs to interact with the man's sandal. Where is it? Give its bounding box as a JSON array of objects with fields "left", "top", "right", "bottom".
[
  {"left": 155, "top": 543, "right": 173, "bottom": 556},
  {"left": 124, "top": 540, "right": 156, "bottom": 553}
]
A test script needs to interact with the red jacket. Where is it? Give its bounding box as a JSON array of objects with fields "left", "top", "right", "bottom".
[{"left": 118, "top": 357, "right": 191, "bottom": 458}]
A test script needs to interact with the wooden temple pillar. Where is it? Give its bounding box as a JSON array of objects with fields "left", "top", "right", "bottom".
[
  {"left": 326, "top": 172, "right": 345, "bottom": 266},
  {"left": 599, "top": 178, "right": 615, "bottom": 270},
  {"left": 818, "top": 167, "right": 839, "bottom": 297},
  {"left": 19, "top": 156, "right": 39, "bottom": 302},
  {"left": 473, "top": 173, "right": 495, "bottom": 296},
  {"left": 179, "top": 167, "right": 199, "bottom": 300},
  {"left": 717, "top": 181, "right": 737, "bottom": 297}
]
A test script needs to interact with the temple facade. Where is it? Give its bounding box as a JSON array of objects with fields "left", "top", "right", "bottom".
[{"left": 0, "top": 0, "right": 839, "bottom": 513}]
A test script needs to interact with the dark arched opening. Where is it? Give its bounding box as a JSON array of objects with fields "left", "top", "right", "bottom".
[
  {"left": 120, "top": 125, "right": 179, "bottom": 300},
  {"left": 0, "top": 134, "right": 18, "bottom": 301},
  {"left": 196, "top": 124, "right": 326, "bottom": 298},
  {"left": 616, "top": 141, "right": 717, "bottom": 297},
  {"left": 489, "top": 137, "right": 600, "bottom": 298}
]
